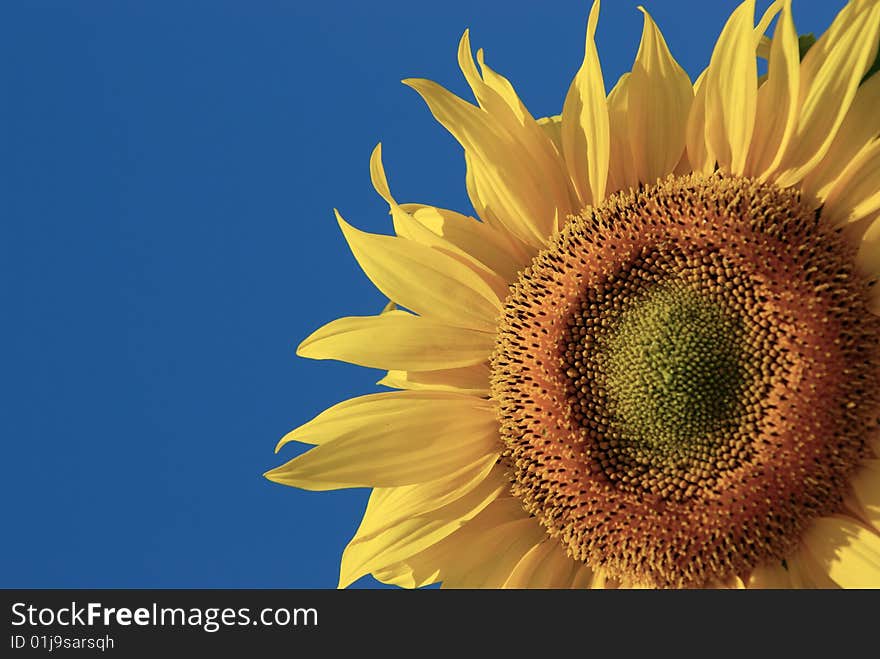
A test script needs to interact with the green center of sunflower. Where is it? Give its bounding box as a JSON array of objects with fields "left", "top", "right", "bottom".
[
  {"left": 602, "top": 283, "right": 748, "bottom": 451},
  {"left": 490, "top": 173, "right": 880, "bottom": 588}
]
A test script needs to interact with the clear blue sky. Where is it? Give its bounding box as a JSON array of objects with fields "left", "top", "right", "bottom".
[{"left": 0, "top": 0, "right": 843, "bottom": 588}]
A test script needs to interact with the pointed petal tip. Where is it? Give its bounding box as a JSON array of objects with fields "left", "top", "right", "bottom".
[
  {"left": 368, "top": 143, "right": 395, "bottom": 205},
  {"left": 337, "top": 551, "right": 359, "bottom": 590},
  {"left": 334, "top": 208, "right": 353, "bottom": 233},
  {"left": 334, "top": 208, "right": 361, "bottom": 244},
  {"left": 273, "top": 423, "right": 304, "bottom": 453},
  {"left": 586, "top": 0, "right": 601, "bottom": 37},
  {"left": 400, "top": 77, "right": 440, "bottom": 98},
  {"left": 294, "top": 337, "right": 310, "bottom": 359},
  {"left": 457, "top": 30, "right": 472, "bottom": 60}
]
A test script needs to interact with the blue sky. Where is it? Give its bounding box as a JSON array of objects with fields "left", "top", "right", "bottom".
[{"left": 0, "top": 0, "right": 844, "bottom": 588}]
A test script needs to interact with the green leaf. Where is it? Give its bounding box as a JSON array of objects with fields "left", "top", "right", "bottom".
[{"left": 797, "top": 33, "right": 816, "bottom": 60}]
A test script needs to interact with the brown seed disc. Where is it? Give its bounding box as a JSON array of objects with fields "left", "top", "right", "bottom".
[{"left": 490, "top": 173, "right": 880, "bottom": 588}]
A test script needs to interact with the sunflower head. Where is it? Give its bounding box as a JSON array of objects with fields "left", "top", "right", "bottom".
[
  {"left": 268, "top": 0, "right": 880, "bottom": 589},
  {"left": 493, "top": 172, "right": 879, "bottom": 587}
]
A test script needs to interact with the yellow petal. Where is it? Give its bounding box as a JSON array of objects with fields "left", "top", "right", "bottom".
[
  {"left": 706, "top": 574, "right": 746, "bottom": 589},
  {"left": 756, "top": 34, "right": 772, "bottom": 60},
  {"left": 754, "top": 0, "right": 784, "bottom": 38},
  {"left": 785, "top": 549, "right": 840, "bottom": 588},
  {"left": 297, "top": 311, "right": 495, "bottom": 371},
  {"left": 367, "top": 143, "right": 424, "bottom": 240},
  {"left": 375, "top": 496, "right": 543, "bottom": 589},
  {"left": 368, "top": 142, "right": 395, "bottom": 205},
  {"left": 802, "top": 515, "right": 880, "bottom": 588},
  {"left": 457, "top": 35, "right": 576, "bottom": 220},
  {"left": 745, "top": 0, "right": 799, "bottom": 178},
  {"left": 338, "top": 461, "right": 505, "bottom": 588},
  {"left": 590, "top": 569, "right": 620, "bottom": 589},
  {"left": 378, "top": 363, "right": 490, "bottom": 396},
  {"left": 464, "top": 151, "right": 498, "bottom": 228},
  {"left": 440, "top": 499, "right": 547, "bottom": 588},
  {"left": 855, "top": 216, "right": 880, "bottom": 310},
  {"left": 472, "top": 47, "right": 529, "bottom": 123},
  {"left": 399, "top": 203, "right": 533, "bottom": 283},
  {"left": 774, "top": 0, "right": 880, "bottom": 186},
  {"left": 456, "top": 30, "right": 512, "bottom": 120},
  {"left": 747, "top": 561, "right": 795, "bottom": 588},
  {"left": 371, "top": 560, "right": 441, "bottom": 589},
  {"left": 477, "top": 52, "right": 571, "bottom": 176},
  {"left": 403, "top": 78, "right": 554, "bottom": 248},
  {"left": 537, "top": 115, "right": 563, "bottom": 155},
  {"left": 560, "top": 0, "right": 610, "bottom": 206},
  {"left": 852, "top": 459, "right": 880, "bottom": 533},
  {"left": 277, "top": 391, "right": 429, "bottom": 447},
  {"left": 571, "top": 563, "right": 595, "bottom": 589},
  {"left": 859, "top": 213, "right": 880, "bottom": 241},
  {"left": 821, "top": 139, "right": 880, "bottom": 227},
  {"left": 371, "top": 561, "right": 442, "bottom": 589},
  {"left": 703, "top": 0, "right": 758, "bottom": 174},
  {"left": 266, "top": 391, "right": 499, "bottom": 488},
  {"left": 369, "top": 145, "right": 513, "bottom": 299},
  {"left": 685, "top": 70, "right": 714, "bottom": 174},
  {"left": 626, "top": 7, "right": 693, "bottom": 186},
  {"left": 502, "top": 538, "right": 580, "bottom": 588},
  {"left": 672, "top": 147, "right": 692, "bottom": 176},
  {"left": 443, "top": 520, "right": 548, "bottom": 588},
  {"left": 336, "top": 211, "right": 501, "bottom": 332},
  {"left": 838, "top": 210, "right": 877, "bottom": 254},
  {"left": 350, "top": 456, "right": 500, "bottom": 544},
  {"left": 371, "top": 532, "right": 453, "bottom": 589},
  {"left": 801, "top": 74, "right": 880, "bottom": 203},
  {"left": 273, "top": 391, "right": 491, "bottom": 448},
  {"left": 606, "top": 73, "right": 638, "bottom": 194},
  {"left": 686, "top": 2, "right": 779, "bottom": 175}
]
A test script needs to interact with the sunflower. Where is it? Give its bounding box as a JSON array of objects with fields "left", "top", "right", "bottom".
[{"left": 266, "top": 0, "right": 880, "bottom": 588}]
